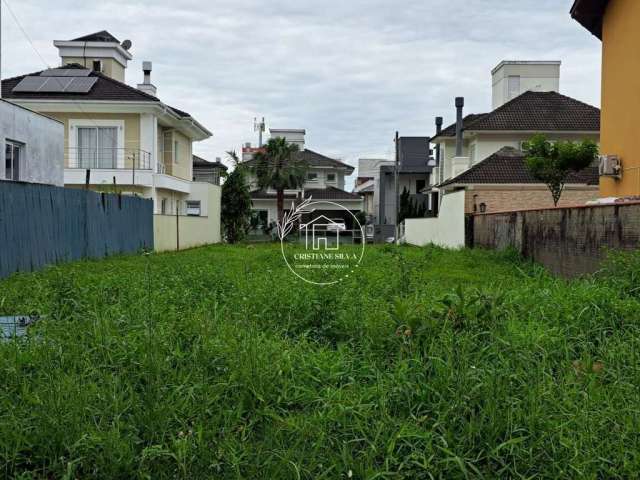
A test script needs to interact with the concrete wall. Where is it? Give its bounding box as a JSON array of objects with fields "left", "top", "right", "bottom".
[
  {"left": 154, "top": 182, "right": 221, "bottom": 252},
  {"left": 600, "top": 0, "right": 640, "bottom": 197},
  {"left": 472, "top": 202, "right": 640, "bottom": 277},
  {"left": 0, "top": 100, "right": 64, "bottom": 186},
  {"left": 403, "top": 189, "right": 465, "bottom": 248}
]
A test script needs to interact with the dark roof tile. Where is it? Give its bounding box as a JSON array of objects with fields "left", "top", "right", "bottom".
[
  {"left": 440, "top": 146, "right": 599, "bottom": 187},
  {"left": 193, "top": 155, "right": 227, "bottom": 170},
  {"left": 243, "top": 149, "right": 354, "bottom": 173},
  {"left": 433, "top": 91, "right": 600, "bottom": 140},
  {"left": 2, "top": 63, "right": 159, "bottom": 102},
  {"left": 71, "top": 30, "right": 120, "bottom": 43},
  {"left": 570, "top": 0, "right": 608, "bottom": 39}
]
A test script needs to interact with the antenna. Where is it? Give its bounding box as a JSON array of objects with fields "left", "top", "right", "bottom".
[
  {"left": 121, "top": 39, "right": 132, "bottom": 51},
  {"left": 254, "top": 116, "right": 266, "bottom": 147}
]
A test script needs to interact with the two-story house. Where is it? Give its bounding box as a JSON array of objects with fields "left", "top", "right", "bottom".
[
  {"left": 429, "top": 61, "right": 601, "bottom": 213},
  {"left": 1, "top": 30, "right": 221, "bottom": 249},
  {"left": 571, "top": 0, "right": 640, "bottom": 198},
  {"left": 241, "top": 129, "right": 363, "bottom": 230}
]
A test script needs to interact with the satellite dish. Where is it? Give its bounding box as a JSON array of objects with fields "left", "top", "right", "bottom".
[{"left": 121, "top": 39, "right": 132, "bottom": 51}]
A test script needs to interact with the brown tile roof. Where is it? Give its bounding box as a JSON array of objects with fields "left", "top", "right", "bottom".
[
  {"left": 250, "top": 186, "right": 361, "bottom": 201},
  {"left": 570, "top": 0, "right": 608, "bottom": 39},
  {"left": 432, "top": 91, "right": 600, "bottom": 141},
  {"left": 440, "top": 146, "right": 599, "bottom": 187},
  {"left": 2, "top": 64, "right": 159, "bottom": 102},
  {"left": 433, "top": 114, "right": 488, "bottom": 139},
  {"left": 2, "top": 64, "right": 200, "bottom": 123},
  {"left": 243, "top": 149, "right": 354, "bottom": 173},
  {"left": 193, "top": 155, "right": 227, "bottom": 170}
]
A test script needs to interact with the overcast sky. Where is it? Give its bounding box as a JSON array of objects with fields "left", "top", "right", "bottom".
[{"left": 1, "top": 0, "right": 601, "bottom": 183}]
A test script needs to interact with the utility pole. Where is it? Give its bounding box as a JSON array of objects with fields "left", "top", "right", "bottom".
[{"left": 394, "top": 131, "right": 400, "bottom": 245}]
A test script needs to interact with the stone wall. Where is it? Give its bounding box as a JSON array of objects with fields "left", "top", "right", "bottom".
[{"left": 471, "top": 202, "right": 640, "bottom": 277}]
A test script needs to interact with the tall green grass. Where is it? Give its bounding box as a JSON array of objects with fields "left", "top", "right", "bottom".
[{"left": 1, "top": 244, "right": 640, "bottom": 479}]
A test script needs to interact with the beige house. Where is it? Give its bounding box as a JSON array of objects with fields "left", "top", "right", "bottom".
[{"left": 1, "top": 30, "right": 221, "bottom": 250}]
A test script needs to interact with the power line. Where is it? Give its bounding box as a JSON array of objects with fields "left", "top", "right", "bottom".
[{"left": 1, "top": 0, "right": 51, "bottom": 69}]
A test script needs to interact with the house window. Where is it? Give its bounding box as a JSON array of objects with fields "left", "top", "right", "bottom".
[
  {"left": 307, "top": 172, "right": 318, "bottom": 182},
  {"left": 508, "top": 75, "right": 521, "bottom": 100},
  {"left": 416, "top": 179, "right": 426, "bottom": 193},
  {"left": 160, "top": 198, "right": 167, "bottom": 215},
  {"left": 77, "top": 126, "right": 117, "bottom": 168},
  {"left": 173, "top": 140, "right": 179, "bottom": 164},
  {"left": 92, "top": 60, "right": 103, "bottom": 73},
  {"left": 5, "top": 141, "right": 23, "bottom": 181},
  {"left": 186, "top": 200, "right": 201, "bottom": 216},
  {"left": 326, "top": 173, "right": 336, "bottom": 182}
]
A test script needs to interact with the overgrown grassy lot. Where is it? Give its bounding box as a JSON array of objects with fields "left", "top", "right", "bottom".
[{"left": 1, "top": 244, "right": 640, "bottom": 479}]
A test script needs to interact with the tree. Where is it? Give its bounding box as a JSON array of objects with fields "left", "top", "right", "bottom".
[
  {"left": 251, "top": 137, "right": 308, "bottom": 223},
  {"left": 221, "top": 151, "right": 252, "bottom": 243},
  {"left": 398, "top": 187, "right": 428, "bottom": 223},
  {"left": 523, "top": 134, "right": 599, "bottom": 206}
]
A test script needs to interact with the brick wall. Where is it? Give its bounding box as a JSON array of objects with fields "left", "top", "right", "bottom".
[
  {"left": 471, "top": 202, "right": 640, "bottom": 277},
  {"left": 464, "top": 187, "right": 599, "bottom": 214}
]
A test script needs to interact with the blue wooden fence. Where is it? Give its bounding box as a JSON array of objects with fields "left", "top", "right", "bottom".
[{"left": 0, "top": 180, "right": 153, "bottom": 278}]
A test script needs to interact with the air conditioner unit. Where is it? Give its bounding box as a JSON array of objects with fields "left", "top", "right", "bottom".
[{"left": 599, "top": 155, "right": 622, "bottom": 178}]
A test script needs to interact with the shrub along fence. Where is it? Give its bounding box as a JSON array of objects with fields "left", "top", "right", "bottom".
[
  {"left": 470, "top": 202, "right": 640, "bottom": 277},
  {"left": 0, "top": 180, "right": 153, "bottom": 278}
]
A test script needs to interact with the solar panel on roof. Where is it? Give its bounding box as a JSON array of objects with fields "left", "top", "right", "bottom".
[
  {"left": 40, "top": 68, "right": 91, "bottom": 77},
  {"left": 41, "top": 77, "right": 74, "bottom": 92},
  {"left": 12, "top": 76, "right": 47, "bottom": 92},
  {"left": 66, "top": 77, "right": 97, "bottom": 93},
  {"left": 11, "top": 75, "right": 97, "bottom": 94}
]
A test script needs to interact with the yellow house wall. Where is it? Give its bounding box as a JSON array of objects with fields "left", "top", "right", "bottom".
[
  {"left": 61, "top": 57, "right": 125, "bottom": 82},
  {"left": 600, "top": 0, "right": 640, "bottom": 196},
  {"left": 154, "top": 183, "right": 221, "bottom": 252},
  {"left": 158, "top": 128, "right": 192, "bottom": 181},
  {"left": 172, "top": 130, "right": 193, "bottom": 181},
  {"left": 42, "top": 112, "right": 141, "bottom": 169}
]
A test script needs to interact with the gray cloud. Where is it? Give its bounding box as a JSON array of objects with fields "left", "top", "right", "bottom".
[{"left": 2, "top": 0, "right": 601, "bottom": 185}]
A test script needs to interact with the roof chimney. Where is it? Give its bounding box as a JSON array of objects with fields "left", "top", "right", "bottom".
[
  {"left": 455, "top": 97, "right": 464, "bottom": 157},
  {"left": 137, "top": 61, "right": 157, "bottom": 96}
]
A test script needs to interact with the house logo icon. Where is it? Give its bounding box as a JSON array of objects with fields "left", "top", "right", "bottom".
[
  {"left": 278, "top": 199, "right": 365, "bottom": 286},
  {"left": 300, "top": 215, "right": 344, "bottom": 251}
]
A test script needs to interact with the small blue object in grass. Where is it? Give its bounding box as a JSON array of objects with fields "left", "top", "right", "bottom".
[{"left": 0, "top": 316, "right": 37, "bottom": 341}]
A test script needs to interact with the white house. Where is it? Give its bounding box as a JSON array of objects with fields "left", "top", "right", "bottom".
[
  {"left": 429, "top": 60, "right": 600, "bottom": 214},
  {"left": 0, "top": 99, "right": 64, "bottom": 186},
  {"left": 241, "top": 129, "right": 363, "bottom": 231}
]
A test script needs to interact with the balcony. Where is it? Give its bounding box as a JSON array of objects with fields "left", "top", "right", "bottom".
[
  {"left": 65, "top": 147, "right": 154, "bottom": 188},
  {"left": 63, "top": 148, "right": 191, "bottom": 193},
  {"left": 66, "top": 148, "right": 152, "bottom": 170}
]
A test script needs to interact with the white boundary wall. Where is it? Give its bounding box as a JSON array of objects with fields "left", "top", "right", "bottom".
[{"left": 403, "top": 189, "right": 465, "bottom": 248}]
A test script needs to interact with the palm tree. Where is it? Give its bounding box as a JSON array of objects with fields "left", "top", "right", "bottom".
[{"left": 252, "top": 137, "right": 309, "bottom": 223}]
